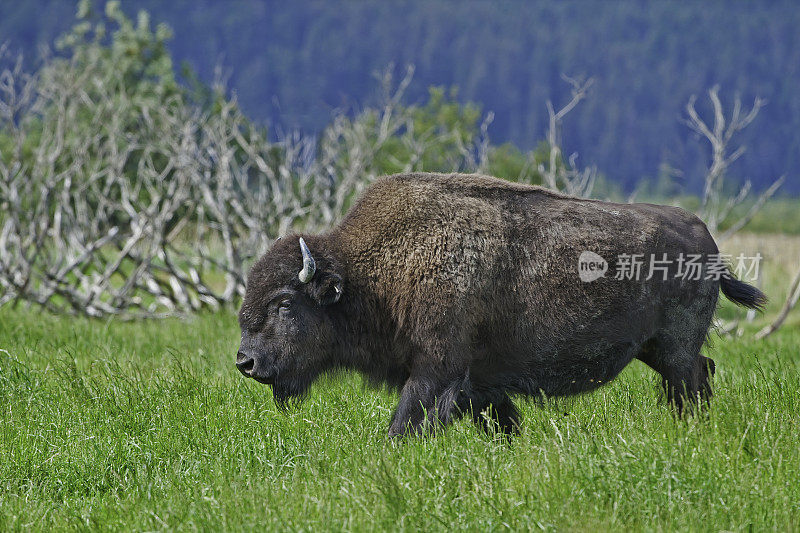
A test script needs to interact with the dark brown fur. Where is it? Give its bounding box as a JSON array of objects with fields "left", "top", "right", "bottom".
[{"left": 236, "top": 173, "right": 765, "bottom": 436}]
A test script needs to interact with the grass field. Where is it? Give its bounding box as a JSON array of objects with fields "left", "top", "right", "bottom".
[{"left": 1, "top": 235, "right": 799, "bottom": 531}]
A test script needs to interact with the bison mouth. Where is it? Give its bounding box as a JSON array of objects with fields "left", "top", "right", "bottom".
[{"left": 251, "top": 374, "right": 275, "bottom": 385}]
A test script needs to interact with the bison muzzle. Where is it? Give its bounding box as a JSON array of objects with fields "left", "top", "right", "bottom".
[{"left": 236, "top": 173, "right": 766, "bottom": 437}]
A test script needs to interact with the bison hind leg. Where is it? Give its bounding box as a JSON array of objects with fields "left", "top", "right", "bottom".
[
  {"left": 471, "top": 394, "right": 521, "bottom": 436},
  {"left": 666, "top": 354, "right": 715, "bottom": 414},
  {"left": 698, "top": 355, "right": 715, "bottom": 403},
  {"left": 637, "top": 335, "right": 716, "bottom": 415}
]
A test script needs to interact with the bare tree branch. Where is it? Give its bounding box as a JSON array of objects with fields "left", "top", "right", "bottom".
[
  {"left": 684, "top": 86, "right": 781, "bottom": 240},
  {"left": 755, "top": 266, "right": 800, "bottom": 340},
  {"left": 539, "top": 76, "right": 596, "bottom": 197}
]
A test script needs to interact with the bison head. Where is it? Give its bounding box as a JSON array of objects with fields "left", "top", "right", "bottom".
[{"left": 236, "top": 236, "right": 344, "bottom": 406}]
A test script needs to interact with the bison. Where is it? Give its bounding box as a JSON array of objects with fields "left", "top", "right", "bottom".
[{"left": 236, "top": 172, "right": 765, "bottom": 437}]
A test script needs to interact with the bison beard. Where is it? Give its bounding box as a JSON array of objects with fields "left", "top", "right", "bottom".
[
  {"left": 236, "top": 172, "right": 766, "bottom": 438},
  {"left": 272, "top": 379, "right": 308, "bottom": 411}
]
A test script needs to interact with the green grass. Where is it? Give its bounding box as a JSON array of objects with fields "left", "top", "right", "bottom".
[{"left": 1, "top": 306, "right": 799, "bottom": 531}]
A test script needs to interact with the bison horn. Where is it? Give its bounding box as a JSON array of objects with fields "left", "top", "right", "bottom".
[{"left": 298, "top": 237, "right": 316, "bottom": 283}]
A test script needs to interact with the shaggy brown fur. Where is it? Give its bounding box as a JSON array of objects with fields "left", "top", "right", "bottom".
[{"left": 236, "top": 173, "right": 765, "bottom": 436}]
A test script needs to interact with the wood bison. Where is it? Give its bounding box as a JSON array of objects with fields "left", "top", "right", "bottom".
[{"left": 236, "top": 173, "right": 766, "bottom": 437}]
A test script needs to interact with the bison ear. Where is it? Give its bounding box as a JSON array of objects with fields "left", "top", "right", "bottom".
[{"left": 309, "top": 272, "right": 343, "bottom": 306}]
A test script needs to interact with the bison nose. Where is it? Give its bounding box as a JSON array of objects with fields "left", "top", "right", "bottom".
[{"left": 236, "top": 352, "right": 255, "bottom": 376}]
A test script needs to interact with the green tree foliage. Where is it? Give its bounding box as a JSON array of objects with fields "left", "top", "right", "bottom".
[
  {"left": 375, "top": 86, "right": 482, "bottom": 174},
  {"left": 57, "top": 0, "right": 179, "bottom": 100},
  {"left": 2, "top": 0, "right": 182, "bottom": 190}
]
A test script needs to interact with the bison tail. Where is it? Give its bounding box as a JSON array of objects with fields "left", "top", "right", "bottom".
[{"left": 720, "top": 269, "right": 767, "bottom": 311}]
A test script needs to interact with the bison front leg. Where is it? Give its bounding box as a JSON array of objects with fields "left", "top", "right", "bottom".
[{"left": 388, "top": 374, "right": 466, "bottom": 437}]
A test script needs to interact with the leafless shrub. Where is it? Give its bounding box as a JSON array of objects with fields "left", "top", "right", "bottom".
[
  {"left": 684, "top": 85, "right": 785, "bottom": 241},
  {"left": 0, "top": 56, "right": 492, "bottom": 317},
  {"left": 0, "top": 46, "right": 261, "bottom": 316}
]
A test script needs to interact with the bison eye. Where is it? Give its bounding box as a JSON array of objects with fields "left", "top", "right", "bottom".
[{"left": 277, "top": 299, "right": 291, "bottom": 314}]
